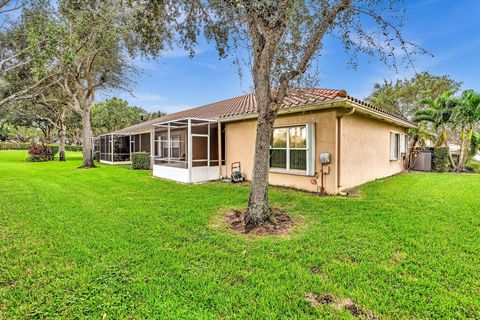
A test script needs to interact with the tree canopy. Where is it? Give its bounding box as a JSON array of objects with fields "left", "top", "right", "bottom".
[
  {"left": 91, "top": 98, "right": 164, "bottom": 135},
  {"left": 366, "top": 72, "right": 462, "bottom": 119}
]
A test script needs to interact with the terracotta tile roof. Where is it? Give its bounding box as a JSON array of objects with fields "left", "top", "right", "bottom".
[
  {"left": 114, "top": 88, "right": 412, "bottom": 134},
  {"left": 345, "top": 95, "right": 409, "bottom": 122}
]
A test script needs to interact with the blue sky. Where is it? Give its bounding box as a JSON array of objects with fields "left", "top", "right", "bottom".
[{"left": 106, "top": 0, "right": 480, "bottom": 113}]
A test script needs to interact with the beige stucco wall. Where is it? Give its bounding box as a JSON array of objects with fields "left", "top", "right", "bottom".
[
  {"left": 224, "top": 106, "right": 409, "bottom": 194},
  {"left": 224, "top": 109, "right": 338, "bottom": 194},
  {"left": 338, "top": 112, "right": 407, "bottom": 191}
]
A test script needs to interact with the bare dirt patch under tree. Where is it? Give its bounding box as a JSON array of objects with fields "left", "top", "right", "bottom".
[
  {"left": 305, "top": 293, "right": 377, "bottom": 319},
  {"left": 224, "top": 209, "right": 293, "bottom": 236}
]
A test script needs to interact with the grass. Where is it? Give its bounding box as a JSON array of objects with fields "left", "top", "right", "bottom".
[{"left": 0, "top": 150, "right": 479, "bottom": 319}]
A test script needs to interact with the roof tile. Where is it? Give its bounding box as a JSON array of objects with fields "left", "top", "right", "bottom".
[{"left": 114, "top": 88, "right": 412, "bottom": 134}]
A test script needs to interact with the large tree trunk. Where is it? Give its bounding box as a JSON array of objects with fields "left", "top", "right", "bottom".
[
  {"left": 246, "top": 108, "right": 276, "bottom": 227},
  {"left": 41, "top": 126, "right": 52, "bottom": 144},
  {"left": 58, "top": 122, "right": 66, "bottom": 161},
  {"left": 81, "top": 110, "right": 95, "bottom": 168},
  {"left": 243, "top": 11, "right": 283, "bottom": 227},
  {"left": 47, "top": 127, "right": 52, "bottom": 144}
]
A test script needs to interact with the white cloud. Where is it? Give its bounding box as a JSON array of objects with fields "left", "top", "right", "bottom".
[
  {"left": 129, "top": 93, "right": 166, "bottom": 103},
  {"left": 124, "top": 93, "right": 191, "bottom": 113},
  {"left": 194, "top": 61, "right": 222, "bottom": 71},
  {"left": 97, "top": 91, "right": 184, "bottom": 113}
]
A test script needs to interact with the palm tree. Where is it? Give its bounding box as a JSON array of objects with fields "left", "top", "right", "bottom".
[
  {"left": 413, "top": 91, "right": 457, "bottom": 169},
  {"left": 453, "top": 90, "right": 480, "bottom": 170}
]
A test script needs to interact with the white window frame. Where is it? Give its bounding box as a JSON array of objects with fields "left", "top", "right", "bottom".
[
  {"left": 400, "top": 133, "right": 408, "bottom": 155},
  {"left": 270, "top": 123, "right": 315, "bottom": 175},
  {"left": 158, "top": 134, "right": 184, "bottom": 160},
  {"left": 390, "top": 131, "right": 401, "bottom": 161},
  {"left": 170, "top": 134, "right": 182, "bottom": 159}
]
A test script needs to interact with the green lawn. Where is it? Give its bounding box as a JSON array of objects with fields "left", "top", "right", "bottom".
[{"left": 1, "top": 150, "right": 479, "bottom": 319}]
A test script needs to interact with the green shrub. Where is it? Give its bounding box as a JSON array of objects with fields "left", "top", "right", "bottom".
[
  {"left": 26, "top": 144, "right": 54, "bottom": 162},
  {"left": 466, "top": 160, "right": 480, "bottom": 173},
  {"left": 46, "top": 144, "right": 59, "bottom": 157},
  {"left": 0, "top": 142, "right": 31, "bottom": 150},
  {"left": 131, "top": 152, "right": 150, "bottom": 170},
  {"left": 94, "top": 151, "right": 100, "bottom": 161},
  {"left": 26, "top": 155, "right": 45, "bottom": 162},
  {"left": 433, "top": 147, "right": 450, "bottom": 172}
]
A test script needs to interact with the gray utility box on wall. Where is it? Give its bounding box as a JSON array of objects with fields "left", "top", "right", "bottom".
[
  {"left": 320, "top": 152, "right": 331, "bottom": 164},
  {"left": 413, "top": 150, "right": 433, "bottom": 172}
]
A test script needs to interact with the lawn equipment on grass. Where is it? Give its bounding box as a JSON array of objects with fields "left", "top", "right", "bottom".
[{"left": 231, "top": 162, "right": 245, "bottom": 183}]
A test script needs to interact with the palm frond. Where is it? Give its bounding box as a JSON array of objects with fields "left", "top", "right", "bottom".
[
  {"left": 413, "top": 108, "right": 436, "bottom": 123},
  {"left": 418, "top": 97, "right": 434, "bottom": 107},
  {"left": 469, "top": 132, "right": 480, "bottom": 157}
]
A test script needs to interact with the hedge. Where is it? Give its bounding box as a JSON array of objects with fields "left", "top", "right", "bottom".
[
  {"left": 0, "top": 142, "right": 31, "bottom": 150},
  {"left": 65, "top": 145, "right": 83, "bottom": 152},
  {"left": 0, "top": 143, "right": 83, "bottom": 152},
  {"left": 433, "top": 147, "right": 450, "bottom": 172},
  {"left": 131, "top": 152, "right": 150, "bottom": 170}
]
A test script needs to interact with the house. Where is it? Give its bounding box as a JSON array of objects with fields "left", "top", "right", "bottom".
[{"left": 96, "top": 88, "right": 415, "bottom": 194}]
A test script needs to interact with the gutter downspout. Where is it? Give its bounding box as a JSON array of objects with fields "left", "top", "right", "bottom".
[
  {"left": 217, "top": 121, "right": 222, "bottom": 179},
  {"left": 337, "top": 107, "right": 355, "bottom": 191}
]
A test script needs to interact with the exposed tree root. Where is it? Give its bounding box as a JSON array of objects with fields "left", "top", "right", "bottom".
[{"left": 224, "top": 208, "right": 292, "bottom": 236}]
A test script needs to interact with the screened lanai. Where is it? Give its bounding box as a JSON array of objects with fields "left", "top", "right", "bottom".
[
  {"left": 99, "top": 133, "right": 131, "bottom": 164},
  {"left": 151, "top": 118, "right": 226, "bottom": 183},
  {"left": 130, "top": 132, "right": 151, "bottom": 154},
  {"left": 96, "top": 131, "right": 152, "bottom": 165}
]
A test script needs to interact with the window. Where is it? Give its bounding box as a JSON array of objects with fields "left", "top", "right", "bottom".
[
  {"left": 270, "top": 124, "right": 314, "bottom": 175},
  {"left": 405, "top": 134, "right": 408, "bottom": 153},
  {"left": 390, "top": 132, "right": 401, "bottom": 160},
  {"left": 400, "top": 134, "right": 408, "bottom": 154},
  {"left": 160, "top": 135, "right": 169, "bottom": 158},
  {"left": 170, "top": 135, "right": 181, "bottom": 158},
  {"left": 160, "top": 134, "right": 181, "bottom": 159}
]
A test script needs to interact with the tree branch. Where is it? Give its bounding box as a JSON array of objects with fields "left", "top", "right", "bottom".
[
  {"left": 0, "top": 73, "right": 62, "bottom": 107},
  {"left": 0, "top": 0, "right": 24, "bottom": 15},
  {"left": 276, "top": 0, "right": 351, "bottom": 104}
]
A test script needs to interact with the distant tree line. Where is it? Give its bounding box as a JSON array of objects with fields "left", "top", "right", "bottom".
[{"left": 0, "top": 97, "right": 164, "bottom": 144}]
